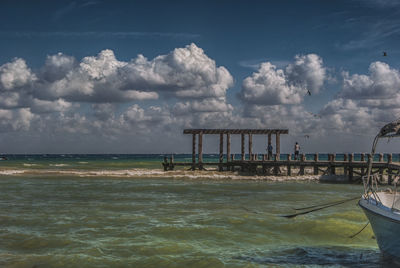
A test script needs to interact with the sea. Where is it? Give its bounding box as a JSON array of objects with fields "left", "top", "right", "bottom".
[{"left": 0, "top": 154, "right": 397, "bottom": 267}]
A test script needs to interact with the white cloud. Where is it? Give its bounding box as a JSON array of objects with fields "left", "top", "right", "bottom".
[
  {"left": 340, "top": 61, "right": 400, "bottom": 100},
  {"left": 30, "top": 98, "right": 74, "bottom": 114},
  {"left": 241, "top": 62, "right": 303, "bottom": 105},
  {"left": 240, "top": 54, "right": 326, "bottom": 105},
  {"left": 0, "top": 58, "right": 36, "bottom": 90},
  {"left": 0, "top": 108, "right": 35, "bottom": 132},
  {"left": 286, "top": 54, "right": 326, "bottom": 94},
  {"left": 122, "top": 43, "right": 233, "bottom": 99},
  {"left": 172, "top": 98, "right": 233, "bottom": 115},
  {"left": 34, "top": 44, "right": 231, "bottom": 104},
  {"left": 41, "top": 52, "right": 76, "bottom": 82}
]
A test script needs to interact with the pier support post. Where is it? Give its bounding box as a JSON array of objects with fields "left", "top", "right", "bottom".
[
  {"left": 248, "top": 134, "right": 253, "bottom": 161},
  {"left": 273, "top": 154, "right": 279, "bottom": 175},
  {"left": 300, "top": 154, "right": 305, "bottom": 175},
  {"left": 379, "top": 153, "right": 384, "bottom": 182},
  {"left": 287, "top": 154, "right": 292, "bottom": 176},
  {"left": 219, "top": 133, "right": 224, "bottom": 171},
  {"left": 268, "top": 134, "right": 272, "bottom": 160},
  {"left": 276, "top": 133, "right": 280, "bottom": 161},
  {"left": 388, "top": 154, "right": 393, "bottom": 185},
  {"left": 343, "top": 154, "right": 348, "bottom": 176},
  {"left": 192, "top": 134, "right": 196, "bottom": 170},
  {"left": 163, "top": 156, "right": 168, "bottom": 171},
  {"left": 198, "top": 133, "right": 203, "bottom": 169},
  {"left": 169, "top": 155, "right": 174, "bottom": 170},
  {"left": 349, "top": 153, "right": 354, "bottom": 181},
  {"left": 241, "top": 134, "right": 245, "bottom": 161},
  {"left": 361, "top": 153, "right": 365, "bottom": 176},
  {"left": 331, "top": 154, "right": 336, "bottom": 175},
  {"left": 226, "top": 134, "right": 231, "bottom": 162},
  {"left": 313, "top": 154, "right": 318, "bottom": 175}
]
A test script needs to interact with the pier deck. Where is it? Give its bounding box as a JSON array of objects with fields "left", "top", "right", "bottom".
[
  {"left": 163, "top": 128, "right": 400, "bottom": 184},
  {"left": 163, "top": 153, "right": 400, "bottom": 184}
]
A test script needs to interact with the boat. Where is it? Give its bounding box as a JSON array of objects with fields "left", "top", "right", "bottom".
[{"left": 359, "top": 118, "right": 400, "bottom": 258}]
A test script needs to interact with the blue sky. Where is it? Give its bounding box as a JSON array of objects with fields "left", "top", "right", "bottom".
[{"left": 0, "top": 0, "right": 400, "bottom": 153}]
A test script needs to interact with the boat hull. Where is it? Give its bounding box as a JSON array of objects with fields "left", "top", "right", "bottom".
[{"left": 359, "top": 198, "right": 400, "bottom": 258}]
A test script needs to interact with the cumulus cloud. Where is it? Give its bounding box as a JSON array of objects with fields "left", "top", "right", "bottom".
[
  {"left": 41, "top": 52, "right": 77, "bottom": 82},
  {"left": 0, "top": 108, "right": 35, "bottom": 132},
  {"left": 315, "top": 61, "right": 400, "bottom": 139},
  {"left": 172, "top": 98, "right": 233, "bottom": 115},
  {"left": 240, "top": 54, "right": 326, "bottom": 105},
  {"left": 340, "top": 61, "right": 400, "bottom": 100},
  {"left": 0, "top": 43, "right": 236, "bottom": 145},
  {"left": 286, "top": 54, "right": 326, "bottom": 94},
  {"left": 0, "top": 58, "right": 36, "bottom": 90},
  {"left": 122, "top": 43, "right": 233, "bottom": 99},
  {"left": 34, "top": 43, "right": 232, "bottom": 105}
]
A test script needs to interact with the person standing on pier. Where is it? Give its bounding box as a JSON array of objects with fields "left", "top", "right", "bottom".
[
  {"left": 294, "top": 142, "right": 300, "bottom": 160},
  {"left": 267, "top": 143, "right": 273, "bottom": 160}
]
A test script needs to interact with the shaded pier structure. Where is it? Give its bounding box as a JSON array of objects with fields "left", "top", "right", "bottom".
[
  {"left": 162, "top": 128, "right": 400, "bottom": 184},
  {"left": 184, "top": 128, "right": 288, "bottom": 170}
]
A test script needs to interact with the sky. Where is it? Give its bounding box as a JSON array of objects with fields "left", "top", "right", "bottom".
[{"left": 1, "top": 0, "right": 400, "bottom": 154}]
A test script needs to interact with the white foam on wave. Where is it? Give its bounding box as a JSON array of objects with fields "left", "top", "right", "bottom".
[
  {"left": 0, "top": 170, "right": 27, "bottom": 175},
  {"left": 0, "top": 167, "right": 345, "bottom": 182},
  {"left": 23, "top": 163, "right": 37, "bottom": 167},
  {"left": 49, "top": 164, "right": 69, "bottom": 167}
]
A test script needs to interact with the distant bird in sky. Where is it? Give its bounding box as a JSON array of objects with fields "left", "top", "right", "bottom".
[
  {"left": 383, "top": 51, "right": 387, "bottom": 56},
  {"left": 308, "top": 112, "right": 321, "bottom": 118},
  {"left": 307, "top": 89, "right": 311, "bottom": 96},
  {"left": 304, "top": 135, "right": 310, "bottom": 138}
]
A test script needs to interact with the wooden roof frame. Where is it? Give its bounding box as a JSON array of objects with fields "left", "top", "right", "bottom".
[{"left": 183, "top": 129, "right": 288, "bottom": 135}]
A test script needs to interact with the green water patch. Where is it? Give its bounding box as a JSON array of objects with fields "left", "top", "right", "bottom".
[{"left": 0, "top": 177, "right": 383, "bottom": 267}]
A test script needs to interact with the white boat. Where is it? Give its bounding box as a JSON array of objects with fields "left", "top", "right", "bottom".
[{"left": 359, "top": 119, "right": 400, "bottom": 258}]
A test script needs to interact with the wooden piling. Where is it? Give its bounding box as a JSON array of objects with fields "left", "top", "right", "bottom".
[
  {"left": 287, "top": 154, "right": 292, "bottom": 176},
  {"left": 276, "top": 133, "right": 280, "bottom": 160},
  {"left": 361, "top": 153, "right": 365, "bottom": 176},
  {"left": 300, "top": 154, "right": 305, "bottom": 175},
  {"left": 343, "top": 154, "right": 348, "bottom": 175},
  {"left": 274, "top": 154, "right": 279, "bottom": 175},
  {"left": 331, "top": 154, "right": 336, "bottom": 175},
  {"left": 379, "top": 153, "right": 384, "bottom": 182},
  {"left": 169, "top": 155, "right": 174, "bottom": 170},
  {"left": 226, "top": 133, "right": 231, "bottom": 162},
  {"left": 241, "top": 134, "right": 245, "bottom": 160},
  {"left": 314, "top": 154, "right": 318, "bottom": 175},
  {"left": 268, "top": 134, "right": 272, "bottom": 160},
  {"left": 367, "top": 154, "right": 372, "bottom": 178},
  {"left": 163, "top": 156, "right": 168, "bottom": 171},
  {"left": 349, "top": 153, "right": 354, "bottom": 181},
  {"left": 219, "top": 133, "right": 224, "bottom": 171},
  {"left": 248, "top": 134, "right": 253, "bottom": 161},
  {"left": 192, "top": 134, "right": 196, "bottom": 169},
  {"left": 198, "top": 133, "right": 203, "bottom": 166}
]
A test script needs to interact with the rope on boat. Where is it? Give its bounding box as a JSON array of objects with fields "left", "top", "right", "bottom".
[
  {"left": 349, "top": 221, "right": 370, "bottom": 239},
  {"left": 293, "top": 196, "right": 360, "bottom": 211},
  {"left": 281, "top": 197, "right": 360, "bottom": 218}
]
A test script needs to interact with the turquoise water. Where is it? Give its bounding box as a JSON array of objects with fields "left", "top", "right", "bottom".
[{"left": 0, "top": 155, "right": 393, "bottom": 267}]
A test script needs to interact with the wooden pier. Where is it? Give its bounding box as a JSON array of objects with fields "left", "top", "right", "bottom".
[{"left": 162, "top": 128, "right": 400, "bottom": 184}]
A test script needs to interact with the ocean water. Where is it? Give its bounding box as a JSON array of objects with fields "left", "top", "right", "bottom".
[{"left": 0, "top": 154, "right": 394, "bottom": 267}]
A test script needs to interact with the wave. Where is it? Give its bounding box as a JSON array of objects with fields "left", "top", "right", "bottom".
[
  {"left": 49, "top": 164, "right": 70, "bottom": 167},
  {"left": 0, "top": 167, "right": 344, "bottom": 182},
  {"left": 0, "top": 170, "right": 27, "bottom": 175},
  {"left": 23, "top": 163, "right": 38, "bottom": 167}
]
